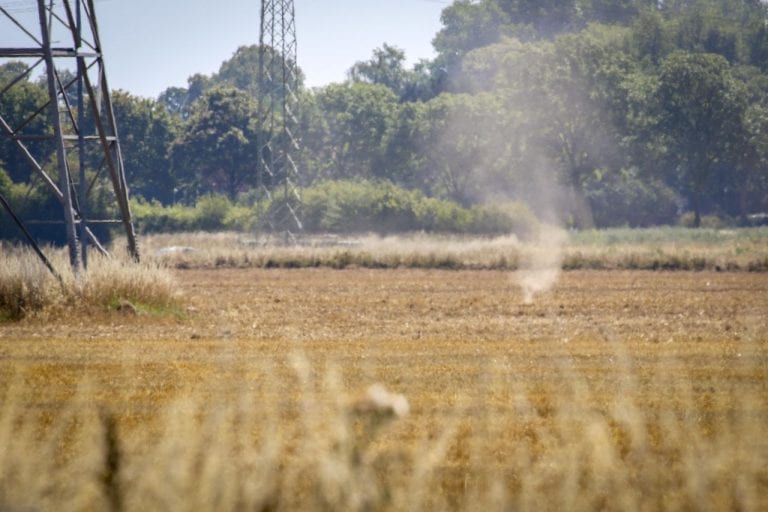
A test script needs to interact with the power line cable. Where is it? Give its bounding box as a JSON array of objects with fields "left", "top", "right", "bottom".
[{"left": 0, "top": 0, "right": 114, "bottom": 14}]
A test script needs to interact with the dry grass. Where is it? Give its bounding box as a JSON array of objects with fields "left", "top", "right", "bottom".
[
  {"left": 136, "top": 227, "right": 768, "bottom": 271},
  {"left": 141, "top": 231, "right": 525, "bottom": 270},
  {"left": 0, "top": 245, "right": 180, "bottom": 319},
  {"left": 0, "top": 268, "right": 766, "bottom": 511}
]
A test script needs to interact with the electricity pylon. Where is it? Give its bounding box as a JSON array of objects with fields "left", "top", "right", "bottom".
[
  {"left": 0, "top": 0, "right": 138, "bottom": 273},
  {"left": 257, "top": 0, "right": 302, "bottom": 235}
]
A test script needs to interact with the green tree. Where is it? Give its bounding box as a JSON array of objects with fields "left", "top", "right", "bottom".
[
  {"left": 742, "top": 104, "right": 768, "bottom": 214},
  {"left": 584, "top": 167, "right": 679, "bottom": 227},
  {"left": 545, "top": 27, "right": 636, "bottom": 226},
  {"left": 495, "top": 0, "right": 581, "bottom": 37},
  {"left": 306, "top": 83, "right": 399, "bottom": 181},
  {"left": 348, "top": 44, "right": 436, "bottom": 102},
  {"left": 112, "top": 92, "right": 178, "bottom": 204},
  {"left": 0, "top": 61, "right": 29, "bottom": 84},
  {"left": 629, "top": 8, "right": 672, "bottom": 65},
  {"left": 157, "top": 45, "right": 304, "bottom": 117},
  {"left": 170, "top": 87, "right": 260, "bottom": 200},
  {"left": 659, "top": 0, "right": 768, "bottom": 65},
  {"left": 157, "top": 74, "right": 212, "bottom": 120},
  {"left": 412, "top": 92, "right": 511, "bottom": 206},
  {"left": 746, "top": 19, "right": 768, "bottom": 70},
  {"left": 216, "top": 45, "right": 262, "bottom": 97},
  {"left": 580, "top": 0, "right": 645, "bottom": 25},
  {"left": 463, "top": 26, "right": 637, "bottom": 225},
  {"left": 431, "top": 0, "right": 512, "bottom": 91},
  {"left": 727, "top": 66, "right": 768, "bottom": 219},
  {"left": 157, "top": 86, "right": 191, "bottom": 119},
  {"left": 217, "top": 44, "right": 304, "bottom": 98},
  {"left": 380, "top": 101, "right": 428, "bottom": 188},
  {"left": 0, "top": 62, "right": 50, "bottom": 183},
  {"left": 657, "top": 51, "right": 748, "bottom": 226},
  {"left": 348, "top": 44, "right": 409, "bottom": 95}
]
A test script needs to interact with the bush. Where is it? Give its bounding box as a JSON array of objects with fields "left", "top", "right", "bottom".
[
  {"left": 194, "top": 195, "right": 234, "bottom": 231},
  {"left": 302, "top": 180, "right": 538, "bottom": 237},
  {"left": 302, "top": 180, "right": 416, "bottom": 233},
  {"left": 131, "top": 180, "right": 540, "bottom": 237},
  {"left": 469, "top": 202, "right": 539, "bottom": 239},
  {"left": 678, "top": 212, "right": 733, "bottom": 229},
  {"left": 585, "top": 169, "right": 679, "bottom": 228},
  {"left": 1, "top": 168, "right": 116, "bottom": 245},
  {"left": 132, "top": 195, "right": 257, "bottom": 233},
  {"left": 131, "top": 199, "right": 197, "bottom": 233}
]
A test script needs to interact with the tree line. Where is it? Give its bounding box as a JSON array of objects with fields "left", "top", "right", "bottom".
[{"left": 2, "top": 0, "right": 767, "bottom": 241}]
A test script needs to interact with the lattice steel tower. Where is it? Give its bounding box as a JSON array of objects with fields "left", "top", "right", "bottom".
[
  {"left": 257, "top": 0, "right": 302, "bottom": 233},
  {"left": 0, "top": 0, "right": 138, "bottom": 273}
]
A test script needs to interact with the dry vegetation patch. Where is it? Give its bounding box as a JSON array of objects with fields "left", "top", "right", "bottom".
[
  {"left": 0, "top": 269, "right": 766, "bottom": 510},
  {"left": 0, "top": 247, "right": 180, "bottom": 320},
  {"left": 137, "top": 227, "right": 768, "bottom": 271}
]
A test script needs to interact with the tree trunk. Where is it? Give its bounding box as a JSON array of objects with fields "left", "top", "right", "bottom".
[
  {"left": 692, "top": 190, "right": 702, "bottom": 228},
  {"left": 570, "top": 185, "right": 595, "bottom": 229}
]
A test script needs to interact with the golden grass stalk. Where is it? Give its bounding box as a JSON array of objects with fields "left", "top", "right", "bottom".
[
  {"left": 0, "top": 246, "right": 179, "bottom": 319},
  {"left": 1, "top": 351, "right": 765, "bottom": 511},
  {"left": 75, "top": 253, "right": 179, "bottom": 313},
  {"left": 133, "top": 227, "right": 768, "bottom": 271},
  {"left": 0, "top": 246, "right": 62, "bottom": 319}
]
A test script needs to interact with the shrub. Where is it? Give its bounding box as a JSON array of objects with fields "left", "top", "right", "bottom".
[
  {"left": 678, "top": 212, "right": 733, "bottom": 229},
  {"left": 132, "top": 196, "right": 254, "bottom": 233},
  {"left": 131, "top": 199, "right": 196, "bottom": 233},
  {"left": 132, "top": 181, "right": 541, "bottom": 237},
  {"left": 302, "top": 180, "right": 538, "bottom": 237},
  {"left": 1, "top": 168, "right": 116, "bottom": 245},
  {"left": 223, "top": 204, "right": 258, "bottom": 231},
  {"left": 585, "top": 169, "right": 679, "bottom": 228},
  {"left": 194, "top": 194, "right": 234, "bottom": 231},
  {"left": 469, "top": 202, "right": 539, "bottom": 239},
  {"left": 302, "top": 180, "right": 416, "bottom": 233}
]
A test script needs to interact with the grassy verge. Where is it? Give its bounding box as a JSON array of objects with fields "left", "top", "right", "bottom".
[{"left": 136, "top": 227, "right": 768, "bottom": 271}]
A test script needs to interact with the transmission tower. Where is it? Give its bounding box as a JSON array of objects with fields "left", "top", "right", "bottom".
[
  {"left": 0, "top": 0, "right": 138, "bottom": 273},
  {"left": 257, "top": 0, "right": 302, "bottom": 235}
]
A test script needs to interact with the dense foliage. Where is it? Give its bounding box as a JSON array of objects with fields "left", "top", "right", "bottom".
[
  {"left": 130, "top": 180, "right": 538, "bottom": 238},
  {"left": 2, "top": 0, "right": 768, "bottom": 242}
]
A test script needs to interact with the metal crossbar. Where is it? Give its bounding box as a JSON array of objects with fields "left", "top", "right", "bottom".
[{"left": 0, "top": 0, "right": 139, "bottom": 275}]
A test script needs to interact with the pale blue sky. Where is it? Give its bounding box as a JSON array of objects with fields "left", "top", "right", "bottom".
[
  {"left": 91, "top": 0, "right": 448, "bottom": 98},
  {"left": 0, "top": 0, "right": 448, "bottom": 97}
]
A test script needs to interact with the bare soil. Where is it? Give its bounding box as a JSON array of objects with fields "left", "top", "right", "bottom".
[
  {"left": 2, "top": 269, "right": 765, "bottom": 417},
  {"left": 2, "top": 269, "right": 767, "bottom": 510}
]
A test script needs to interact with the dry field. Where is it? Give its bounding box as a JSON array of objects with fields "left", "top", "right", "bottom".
[{"left": 1, "top": 267, "right": 767, "bottom": 510}]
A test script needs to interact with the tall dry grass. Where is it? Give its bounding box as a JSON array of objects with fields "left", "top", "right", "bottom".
[
  {"left": 0, "top": 246, "right": 179, "bottom": 319},
  {"left": 0, "top": 246, "right": 52, "bottom": 319},
  {"left": 140, "top": 231, "right": 525, "bottom": 270},
  {"left": 1, "top": 350, "right": 765, "bottom": 511},
  {"left": 135, "top": 227, "right": 768, "bottom": 271}
]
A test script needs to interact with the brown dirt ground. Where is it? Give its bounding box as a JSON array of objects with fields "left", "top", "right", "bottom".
[
  {"left": 1, "top": 269, "right": 766, "bottom": 421},
  {"left": 1, "top": 268, "right": 767, "bottom": 512}
]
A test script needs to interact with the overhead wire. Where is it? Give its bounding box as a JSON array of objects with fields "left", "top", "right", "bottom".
[{"left": 0, "top": 0, "right": 114, "bottom": 14}]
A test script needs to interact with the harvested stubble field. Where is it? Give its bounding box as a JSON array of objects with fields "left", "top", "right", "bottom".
[{"left": 1, "top": 266, "right": 767, "bottom": 511}]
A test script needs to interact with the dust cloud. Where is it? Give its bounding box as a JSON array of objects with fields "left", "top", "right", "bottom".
[
  {"left": 440, "top": 40, "right": 582, "bottom": 304},
  {"left": 517, "top": 225, "right": 567, "bottom": 304}
]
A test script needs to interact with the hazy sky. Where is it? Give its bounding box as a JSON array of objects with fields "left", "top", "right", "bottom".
[{"left": 62, "top": 0, "right": 448, "bottom": 98}]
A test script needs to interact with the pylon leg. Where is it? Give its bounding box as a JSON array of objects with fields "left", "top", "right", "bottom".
[
  {"left": 0, "top": 0, "right": 139, "bottom": 268},
  {"left": 38, "top": 0, "right": 80, "bottom": 272}
]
